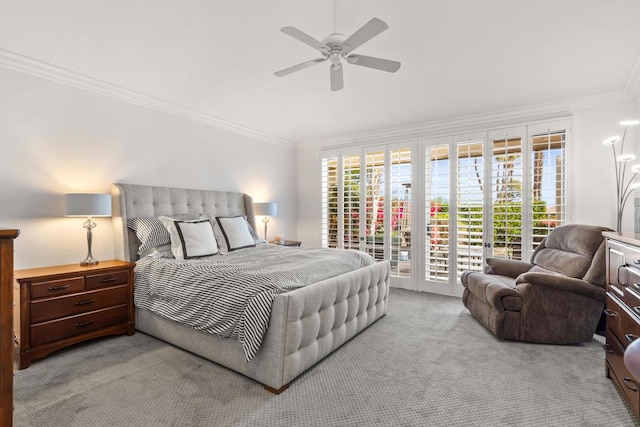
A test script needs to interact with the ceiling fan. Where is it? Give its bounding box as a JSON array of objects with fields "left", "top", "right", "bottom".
[{"left": 274, "top": 17, "right": 401, "bottom": 91}]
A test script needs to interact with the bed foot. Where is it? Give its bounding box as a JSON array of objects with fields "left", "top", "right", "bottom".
[{"left": 264, "top": 384, "right": 289, "bottom": 395}]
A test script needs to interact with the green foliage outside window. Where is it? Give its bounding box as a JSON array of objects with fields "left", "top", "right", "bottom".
[{"left": 327, "top": 172, "right": 558, "bottom": 252}]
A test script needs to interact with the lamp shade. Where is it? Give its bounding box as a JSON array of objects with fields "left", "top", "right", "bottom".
[
  {"left": 64, "top": 193, "right": 112, "bottom": 217},
  {"left": 254, "top": 202, "right": 277, "bottom": 216}
]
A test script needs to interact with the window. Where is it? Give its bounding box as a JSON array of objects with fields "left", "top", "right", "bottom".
[
  {"left": 456, "top": 140, "right": 484, "bottom": 276},
  {"left": 389, "top": 148, "right": 412, "bottom": 277},
  {"left": 321, "top": 156, "right": 338, "bottom": 248},
  {"left": 321, "top": 119, "right": 570, "bottom": 295},
  {"left": 425, "top": 144, "right": 450, "bottom": 282},
  {"left": 531, "top": 129, "right": 566, "bottom": 251},
  {"left": 321, "top": 144, "right": 414, "bottom": 286},
  {"left": 364, "top": 150, "right": 385, "bottom": 261},
  {"left": 343, "top": 153, "right": 361, "bottom": 250}
]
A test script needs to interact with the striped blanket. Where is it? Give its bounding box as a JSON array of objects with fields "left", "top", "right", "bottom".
[{"left": 134, "top": 244, "right": 375, "bottom": 361}]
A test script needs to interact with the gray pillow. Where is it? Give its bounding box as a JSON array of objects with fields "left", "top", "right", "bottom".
[{"left": 127, "top": 217, "right": 170, "bottom": 255}]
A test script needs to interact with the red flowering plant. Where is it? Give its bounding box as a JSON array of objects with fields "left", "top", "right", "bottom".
[{"left": 428, "top": 200, "right": 448, "bottom": 246}]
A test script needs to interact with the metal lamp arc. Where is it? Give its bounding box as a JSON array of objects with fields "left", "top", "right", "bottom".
[{"left": 603, "top": 119, "right": 640, "bottom": 231}]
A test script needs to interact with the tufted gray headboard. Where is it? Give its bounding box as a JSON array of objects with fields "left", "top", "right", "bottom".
[{"left": 111, "top": 183, "right": 256, "bottom": 262}]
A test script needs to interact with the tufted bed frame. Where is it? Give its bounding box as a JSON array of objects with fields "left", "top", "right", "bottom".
[{"left": 111, "top": 183, "right": 390, "bottom": 393}]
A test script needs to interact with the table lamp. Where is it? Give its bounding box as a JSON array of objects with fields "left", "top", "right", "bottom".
[
  {"left": 65, "top": 193, "right": 112, "bottom": 266},
  {"left": 254, "top": 202, "right": 277, "bottom": 240}
]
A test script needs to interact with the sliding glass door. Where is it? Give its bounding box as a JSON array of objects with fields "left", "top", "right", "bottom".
[
  {"left": 322, "top": 119, "right": 569, "bottom": 295},
  {"left": 421, "top": 121, "right": 568, "bottom": 296},
  {"left": 321, "top": 142, "right": 415, "bottom": 287},
  {"left": 423, "top": 133, "right": 487, "bottom": 295}
]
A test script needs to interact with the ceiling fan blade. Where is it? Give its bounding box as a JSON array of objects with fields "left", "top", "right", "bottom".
[
  {"left": 346, "top": 54, "right": 401, "bottom": 73},
  {"left": 330, "top": 64, "right": 344, "bottom": 91},
  {"left": 281, "top": 26, "right": 328, "bottom": 52},
  {"left": 342, "top": 18, "right": 389, "bottom": 54},
  {"left": 274, "top": 57, "right": 327, "bottom": 77}
]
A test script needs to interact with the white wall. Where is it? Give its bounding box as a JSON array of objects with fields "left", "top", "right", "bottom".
[
  {"left": 296, "top": 101, "right": 639, "bottom": 248},
  {"left": 0, "top": 67, "right": 297, "bottom": 270},
  {"left": 571, "top": 103, "right": 638, "bottom": 230}
]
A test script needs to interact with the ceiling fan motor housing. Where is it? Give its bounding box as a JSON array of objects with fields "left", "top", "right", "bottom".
[{"left": 322, "top": 33, "right": 347, "bottom": 51}]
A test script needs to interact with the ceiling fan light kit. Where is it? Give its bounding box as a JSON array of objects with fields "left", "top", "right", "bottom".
[{"left": 274, "top": 17, "right": 401, "bottom": 91}]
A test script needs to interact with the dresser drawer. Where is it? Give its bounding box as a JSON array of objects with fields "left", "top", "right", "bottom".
[
  {"left": 606, "top": 294, "right": 640, "bottom": 347},
  {"left": 30, "top": 276, "right": 84, "bottom": 299},
  {"left": 30, "top": 286, "right": 129, "bottom": 324},
  {"left": 30, "top": 305, "right": 128, "bottom": 347},
  {"left": 626, "top": 265, "right": 640, "bottom": 291},
  {"left": 86, "top": 270, "right": 129, "bottom": 290},
  {"left": 607, "top": 329, "right": 640, "bottom": 416},
  {"left": 626, "top": 246, "right": 640, "bottom": 270},
  {"left": 625, "top": 286, "right": 640, "bottom": 318}
]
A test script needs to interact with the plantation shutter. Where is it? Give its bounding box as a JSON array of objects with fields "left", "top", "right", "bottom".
[
  {"left": 321, "top": 155, "right": 339, "bottom": 248},
  {"left": 425, "top": 143, "right": 450, "bottom": 283},
  {"left": 489, "top": 128, "right": 525, "bottom": 260},
  {"left": 456, "top": 140, "right": 485, "bottom": 277},
  {"left": 364, "top": 150, "right": 386, "bottom": 261},
  {"left": 389, "top": 147, "right": 412, "bottom": 278},
  {"left": 530, "top": 128, "right": 567, "bottom": 252},
  {"left": 320, "top": 118, "right": 569, "bottom": 296},
  {"left": 342, "top": 153, "right": 361, "bottom": 250}
]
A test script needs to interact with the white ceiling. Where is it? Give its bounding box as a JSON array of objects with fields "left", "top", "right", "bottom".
[{"left": 1, "top": 0, "right": 639, "bottom": 145}]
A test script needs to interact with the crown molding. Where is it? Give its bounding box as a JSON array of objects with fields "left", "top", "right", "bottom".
[
  {"left": 0, "top": 48, "right": 297, "bottom": 149},
  {"left": 309, "top": 90, "right": 634, "bottom": 148},
  {"left": 1, "top": 47, "right": 635, "bottom": 151}
]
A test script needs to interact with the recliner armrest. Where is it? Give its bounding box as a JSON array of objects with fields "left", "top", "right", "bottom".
[
  {"left": 515, "top": 272, "right": 606, "bottom": 303},
  {"left": 485, "top": 257, "right": 533, "bottom": 278},
  {"left": 462, "top": 271, "right": 521, "bottom": 311}
]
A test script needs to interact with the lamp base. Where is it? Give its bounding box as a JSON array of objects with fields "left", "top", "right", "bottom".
[{"left": 81, "top": 220, "right": 98, "bottom": 266}]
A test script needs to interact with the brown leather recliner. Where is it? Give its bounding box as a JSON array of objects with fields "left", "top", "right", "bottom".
[{"left": 461, "top": 224, "right": 612, "bottom": 344}]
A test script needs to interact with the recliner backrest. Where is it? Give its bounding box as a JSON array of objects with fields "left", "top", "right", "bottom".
[{"left": 531, "top": 224, "right": 611, "bottom": 281}]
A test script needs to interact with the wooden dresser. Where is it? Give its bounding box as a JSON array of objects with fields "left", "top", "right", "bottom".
[
  {"left": 0, "top": 229, "right": 19, "bottom": 427},
  {"left": 13, "top": 260, "right": 135, "bottom": 369},
  {"left": 604, "top": 232, "right": 640, "bottom": 418}
]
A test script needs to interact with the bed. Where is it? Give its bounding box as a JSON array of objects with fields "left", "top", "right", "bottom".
[{"left": 111, "top": 183, "right": 390, "bottom": 393}]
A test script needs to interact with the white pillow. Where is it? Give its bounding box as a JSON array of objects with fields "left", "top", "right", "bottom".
[
  {"left": 158, "top": 217, "right": 218, "bottom": 259},
  {"left": 214, "top": 216, "right": 256, "bottom": 252}
]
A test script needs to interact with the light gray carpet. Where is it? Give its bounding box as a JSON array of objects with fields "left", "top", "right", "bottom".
[{"left": 13, "top": 289, "right": 639, "bottom": 426}]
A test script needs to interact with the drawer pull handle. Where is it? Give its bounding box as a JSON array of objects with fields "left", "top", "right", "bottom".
[
  {"left": 603, "top": 344, "right": 614, "bottom": 353},
  {"left": 75, "top": 320, "right": 94, "bottom": 328},
  {"left": 626, "top": 333, "right": 640, "bottom": 343},
  {"left": 47, "top": 284, "right": 70, "bottom": 291},
  {"left": 633, "top": 283, "right": 640, "bottom": 292},
  {"left": 99, "top": 277, "right": 116, "bottom": 283},
  {"left": 634, "top": 306, "right": 640, "bottom": 315},
  {"left": 624, "top": 377, "right": 639, "bottom": 392},
  {"left": 634, "top": 259, "right": 640, "bottom": 265},
  {"left": 604, "top": 309, "right": 619, "bottom": 317},
  {"left": 618, "top": 265, "right": 625, "bottom": 285},
  {"left": 75, "top": 299, "right": 95, "bottom": 306}
]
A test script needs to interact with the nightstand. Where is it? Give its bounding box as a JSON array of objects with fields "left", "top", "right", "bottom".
[
  {"left": 270, "top": 240, "right": 302, "bottom": 247},
  {"left": 13, "top": 260, "right": 135, "bottom": 369}
]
